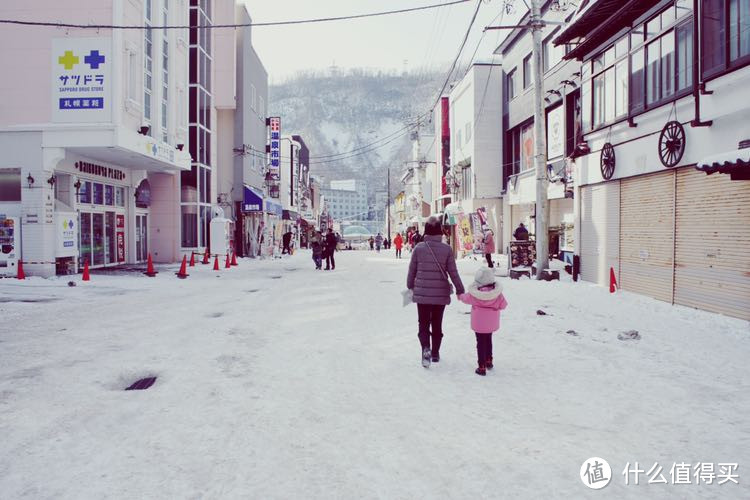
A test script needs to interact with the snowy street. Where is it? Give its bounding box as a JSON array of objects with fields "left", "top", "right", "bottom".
[{"left": 1, "top": 250, "right": 749, "bottom": 499}]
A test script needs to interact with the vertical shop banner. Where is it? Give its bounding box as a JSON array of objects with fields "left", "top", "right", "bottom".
[
  {"left": 116, "top": 214, "right": 125, "bottom": 262},
  {"left": 268, "top": 117, "right": 281, "bottom": 181},
  {"left": 52, "top": 38, "right": 111, "bottom": 123},
  {"left": 55, "top": 213, "right": 78, "bottom": 257},
  {"left": 456, "top": 213, "right": 473, "bottom": 252},
  {"left": 470, "top": 212, "right": 484, "bottom": 254},
  {"left": 547, "top": 105, "right": 564, "bottom": 160}
]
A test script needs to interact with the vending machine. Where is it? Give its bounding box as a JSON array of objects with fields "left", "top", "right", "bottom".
[
  {"left": 210, "top": 217, "right": 235, "bottom": 257},
  {"left": 0, "top": 216, "right": 20, "bottom": 277}
]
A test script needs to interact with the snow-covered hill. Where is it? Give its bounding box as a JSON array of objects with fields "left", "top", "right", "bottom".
[{"left": 270, "top": 68, "right": 440, "bottom": 195}]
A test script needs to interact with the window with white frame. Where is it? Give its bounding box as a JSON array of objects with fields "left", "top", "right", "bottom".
[
  {"left": 144, "top": 0, "right": 153, "bottom": 129},
  {"left": 506, "top": 67, "right": 517, "bottom": 100},
  {"left": 543, "top": 31, "right": 565, "bottom": 72},
  {"left": 523, "top": 54, "right": 532, "bottom": 88},
  {"left": 461, "top": 166, "right": 472, "bottom": 200}
]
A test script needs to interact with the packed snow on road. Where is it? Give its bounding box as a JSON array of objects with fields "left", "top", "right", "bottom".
[{"left": 1, "top": 250, "right": 748, "bottom": 499}]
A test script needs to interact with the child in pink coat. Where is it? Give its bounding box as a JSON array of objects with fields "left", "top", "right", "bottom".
[{"left": 458, "top": 267, "right": 508, "bottom": 376}]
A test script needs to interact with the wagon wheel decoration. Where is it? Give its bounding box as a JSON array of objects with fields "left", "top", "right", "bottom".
[
  {"left": 600, "top": 142, "right": 616, "bottom": 180},
  {"left": 658, "top": 120, "right": 686, "bottom": 168}
]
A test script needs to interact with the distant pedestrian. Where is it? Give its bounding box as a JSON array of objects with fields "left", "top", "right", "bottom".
[
  {"left": 375, "top": 232, "right": 383, "bottom": 252},
  {"left": 369, "top": 236, "right": 375, "bottom": 250},
  {"left": 324, "top": 228, "right": 337, "bottom": 270},
  {"left": 413, "top": 229, "right": 422, "bottom": 246},
  {"left": 513, "top": 223, "right": 529, "bottom": 241},
  {"left": 458, "top": 267, "right": 508, "bottom": 376},
  {"left": 394, "top": 233, "right": 403, "bottom": 258},
  {"left": 282, "top": 230, "right": 293, "bottom": 254},
  {"left": 483, "top": 229, "right": 495, "bottom": 268},
  {"left": 311, "top": 231, "right": 323, "bottom": 270},
  {"left": 406, "top": 216, "right": 465, "bottom": 367}
]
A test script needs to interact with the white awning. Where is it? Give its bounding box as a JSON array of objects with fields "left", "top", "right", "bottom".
[
  {"left": 696, "top": 148, "right": 750, "bottom": 175},
  {"left": 444, "top": 202, "right": 464, "bottom": 215}
]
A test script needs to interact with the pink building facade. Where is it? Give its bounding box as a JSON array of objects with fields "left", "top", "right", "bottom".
[{"left": 0, "top": 0, "right": 191, "bottom": 277}]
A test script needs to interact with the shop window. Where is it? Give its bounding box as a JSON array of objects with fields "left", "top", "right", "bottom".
[
  {"left": 200, "top": 205, "right": 210, "bottom": 247},
  {"left": 105, "top": 185, "right": 114, "bottom": 206},
  {"left": 181, "top": 205, "right": 198, "bottom": 247},
  {"left": 93, "top": 183, "right": 104, "bottom": 205},
  {"left": 730, "top": 0, "right": 750, "bottom": 62},
  {"left": 0, "top": 168, "right": 21, "bottom": 202},
  {"left": 630, "top": 48, "right": 645, "bottom": 112},
  {"left": 520, "top": 122, "right": 534, "bottom": 171},
  {"left": 79, "top": 181, "right": 91, "bottom": 204},
  {"left": 543, "top": 30, "right": 564, "bottom": 72},
  {"left": 702, "top": 0, "right": 728, "bottom": 77},
  {"left": 676, "top": 0, "right": 693, "bottom": 18},
  {"left": 677, "top": 22, "right": 694, "bottom": 90},
  {"left": 181, "top": 166, "right": 198, "bottom": 202},
  {"left": 581, "top": 79, "right": 592, "bottom": 131},
  {"left": 661, "top": 31, "right": 676, "bottom": 100},
  {"left": 631, "top": 23, "right": 645, "bottom": 47},
  {"left": 523, "top": 54, "right": 532, "bottom": 88},
  {"left": 115, "top": 187, "right": 125, "bottom": 207}
]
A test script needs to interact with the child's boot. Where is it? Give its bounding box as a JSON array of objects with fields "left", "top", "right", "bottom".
[{"left": 475, "top": 364, "right": 486, "bottom": 376}]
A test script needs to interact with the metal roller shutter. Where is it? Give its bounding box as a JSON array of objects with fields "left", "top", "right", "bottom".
[
  {"left": 619, "top": 171, "right": 676, "bottom": 303},
  {"left": 580, "top": 182, "right": 620, "bottom": 286},
  {"left": 674, "top": 169, "right": 750, "bottom": 320}
]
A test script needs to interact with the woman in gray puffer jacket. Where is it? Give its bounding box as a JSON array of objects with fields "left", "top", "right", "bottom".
[{"left": 407, "top": 216, "right": 465, "bottom": 367}]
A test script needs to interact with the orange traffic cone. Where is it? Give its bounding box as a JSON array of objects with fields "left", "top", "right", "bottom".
[
  {"left": 213, "top": 254, "right": 220, "bottom": 271},
  {"left": 202, "top": 248, "right": 210, "bottom": 265},
  {"left": 189, "top": 252, "right": 196, "bottom": 267},
  {"left": 82, "top": 259, "right": 90, "bottom": 281},
  {"left": 16, "top": 260, "right": 25, "bottom": 280},
  {"left": 225, "top": 253, "right": 231, "bottom": 269},
  {"left": 609, "top": 267, "right": 618, "bottom": 293},
  {"left": 176, "top": 255, "right": 189, "bottom": 279},
  {"left": 144, "top": 253, "right": 158, "bottom": 277},
  {"left": 231, "top": 252, "right": 238, "bottom": 266}
]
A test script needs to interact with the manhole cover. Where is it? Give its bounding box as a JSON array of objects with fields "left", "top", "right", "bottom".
[{"left": 125, "top": 377, "right": 157, "bottom": 391}]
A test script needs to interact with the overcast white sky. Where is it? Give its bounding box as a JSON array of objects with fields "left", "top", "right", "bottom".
[{"left": 241, "top": 0, "right": 522, "bottom": 83}]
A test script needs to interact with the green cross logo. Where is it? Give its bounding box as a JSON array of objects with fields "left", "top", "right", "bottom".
[{"left": 58, "top": 50, "right": 79, "bottom": 70}]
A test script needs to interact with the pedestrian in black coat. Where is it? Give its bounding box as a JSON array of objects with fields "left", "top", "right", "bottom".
[
  {"left": 513, "top": 223, "right": 529, "bottom": 241},
  {"left": 324, "top": 228, "right": 337, "bottom": 270},
  {"left": 406, "top": 217, "right": 465, "bottom": 366}
]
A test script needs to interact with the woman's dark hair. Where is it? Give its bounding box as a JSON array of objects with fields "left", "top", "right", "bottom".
[{"left": 424, "top": 216, "right": 442, "bottom": 236}]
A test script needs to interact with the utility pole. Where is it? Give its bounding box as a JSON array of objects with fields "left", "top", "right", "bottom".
[
  {"left": 387, "top": 166, "right": 391, "bottom": 240},
  {"left": 485, "top": 0, "right": 555, "bottom": 280},
  {"left": 530, "top": 0, "right": 549, "bottom": 279}
]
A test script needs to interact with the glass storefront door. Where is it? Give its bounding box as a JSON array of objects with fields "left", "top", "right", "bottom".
[
  {"left": 105, "top": 212, "right": 115, "bottom": 264},
  {"left": 80, "top": 210, "right": 124, "bottom": 268},
  {"left": 135, "top": 214, "right": 148, "bottom": 262},
  {"left": 92, "top": 213, "right": 104, "bottom": 266},
  {"left": 79, "top": 212, "right": 92, "bottom": 268}
]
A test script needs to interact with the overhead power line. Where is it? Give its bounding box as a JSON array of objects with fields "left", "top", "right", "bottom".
[
  {"left": 430, "top": 0, "right": 483, "bottom": 110},
  {"left": 0, "top": 0, "right": 471, "bottom": 30}
]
